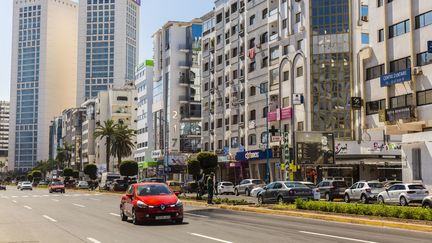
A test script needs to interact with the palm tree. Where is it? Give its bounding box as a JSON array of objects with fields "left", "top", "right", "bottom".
[
  {"left": 94, "top": 120, "right": 118, "bottom": 172},
  {"left": 111, "top": 124, "right": 136, "bottom": 169},
  {"left": 0, "top": 161, "right": 5, "bottom": 173}
]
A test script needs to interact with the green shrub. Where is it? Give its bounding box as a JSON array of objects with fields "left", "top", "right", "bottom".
[{"left": 294, "top": 199, "right": 432, "bottom": 221}]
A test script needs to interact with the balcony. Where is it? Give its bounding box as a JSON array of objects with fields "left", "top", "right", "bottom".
[
  {"left": 179, "top": 61, "right": 192, "bottom": 69},
  {"left": 268, "top": 8, "right": 278, "bottom": 23},
  {"left": 179, "top": 75, "right": 193, "bottom": 86},
  {"left": 270, "top": 33, "right": 279, "bottom": 43},
  {"left": 178, "top": 44, "right": 191, "bottom": 53}
]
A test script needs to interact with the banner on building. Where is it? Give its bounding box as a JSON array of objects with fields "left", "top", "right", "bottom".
[{"left": 380, "top": 68, "right": 411, "bottom": 87}]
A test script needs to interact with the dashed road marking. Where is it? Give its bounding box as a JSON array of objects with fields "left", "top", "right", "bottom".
[
  {"left": 87, "top": 237, "right": 102, "bottom": 243},
  {"left": 184, "top": 213, "right": 209, "bottom": 218},
  {"left": 23, "top": 205, "right": 32, "bottom": 210},
  {"left": 73, "top": 203, "right": 85, "bottom": 208},
  {"left": 109, "top": 213, "right": 120, "bottom": 217},
  {"left": 52, "top": 199, "right": 59, "bottom": 202},
  {"left": 42, "top": 215, "right": 57, "bottom": 222}
]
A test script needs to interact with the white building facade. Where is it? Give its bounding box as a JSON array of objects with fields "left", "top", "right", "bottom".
[
  {"left": 76, "top": 0, "right": 140, "bottom": 105},
  {"left": 9, "top": 0, "right": 78, "bottom": 172},
  {"left": 0, "top": 101, "right": 9, "bottom": 171}
]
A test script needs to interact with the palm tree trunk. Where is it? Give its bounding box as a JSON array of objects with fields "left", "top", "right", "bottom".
[
  {"left": 117, "top": 152, "right": 122, "bottom": 171},
  {"left": 106, "top": 137, "right": 111, "bottom": 172}
]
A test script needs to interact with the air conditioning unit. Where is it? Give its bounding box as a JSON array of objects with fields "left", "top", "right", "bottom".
[
  {"left": 413, "top": 67, "right": 423, "bottom": 76},
  {"left": 361, "top": 16, "right": 369, "bottom": 22}
]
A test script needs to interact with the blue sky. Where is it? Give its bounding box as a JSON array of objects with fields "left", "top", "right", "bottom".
[{"left": 0, "top": 0, "right": 214, "bottom": 101}]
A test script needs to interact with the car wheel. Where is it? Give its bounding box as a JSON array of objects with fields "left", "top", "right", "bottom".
[
  {"left": 132, "top": 209, "right": 140, "bottom": 225},
  {"left": 258, "top": 195, "right": 264, "bottom": 205},
  {"left": 49, "top": 190, "right": 52, "bottom": 193},
  {"left": 277, "top": 196, "right": 284, "bottom": 204},
  {"left": 344, "top": 194, "right": 350, "bottom": 203},
  {"left": 423, "top": 201, "right": 432, "bottom": 209},
  {"left": 235, "top": 189, "right": 239, "bottom": 196},
  {"left": 325, "top": 193, "right": 332, "bottom": 201},
  {"left": 400, "top": 196, "right": 408, "bottom": 206},
  {"left": 378, "top": 196, "right": 385, "bottom": 204},
  {"left": 360, "top": 194, "right": 369, "bottom": 204},
  {"left": 245, "top": 188, "right": 250, "bottom": 197},
  {"left": 120, "top": 206, "right": 128, "bottom": 221}
]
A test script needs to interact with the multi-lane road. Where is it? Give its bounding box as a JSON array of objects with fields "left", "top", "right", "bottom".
[{"left": 1, "top": 186, "right": 431, "bottom": 243}]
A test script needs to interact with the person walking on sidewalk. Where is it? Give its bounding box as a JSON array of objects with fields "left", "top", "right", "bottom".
[{"left": 207, "top": 173, "right": 214, "bottom": 204}]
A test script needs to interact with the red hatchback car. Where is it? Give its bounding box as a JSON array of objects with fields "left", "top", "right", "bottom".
[
  {"left": 49, "top": 181, "right": 65, "bottom": 193},
  {"left": 120, "top": 183, "right": 183, "bottom": 225}
]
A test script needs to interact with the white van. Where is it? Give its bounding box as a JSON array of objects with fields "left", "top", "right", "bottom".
[{"left": 100, "top": 172, "right": 121, "bottom": 190}]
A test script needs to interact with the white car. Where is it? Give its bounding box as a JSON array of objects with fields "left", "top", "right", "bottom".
[
  {"left": 250, "top": 187, "right": 264, "bottom": 198},
  {"left": 20, "top": 181, "right": 33, "bottom": 191},
  {"left": 298, "top": 181, "right": 320, "bottom": 200},
  {"left": 76, "top": 181, "right": 89, "bottom": 189},
  {"left": 217, "top": 182, "right": 235, "bottom": 195},
  {"left": 377, "top": 183, "right": 429, "bottom": 206}
]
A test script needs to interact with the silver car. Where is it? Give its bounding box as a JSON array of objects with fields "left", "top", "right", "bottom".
[
  {"left": 20, "top": 181, "right": 33, "bottom": 191},
  {"left": 344, "top": 181, "right": 385, "bottom": 203},
  {"left": 234, "top": 179, "right": 264, "bottom": 196},
  {"left": 378, "top": 183, "right": 429, "bottom": 206}
]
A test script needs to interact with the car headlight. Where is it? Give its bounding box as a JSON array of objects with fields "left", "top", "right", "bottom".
[
  {"left": 137, "top": 200, "right": 148, "bottom": 208},
  {"left": 175, "top": 199, "right": 183, "bottom": 207}
]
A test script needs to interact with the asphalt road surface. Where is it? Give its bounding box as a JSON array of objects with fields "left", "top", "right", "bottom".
[{"left": 1, "top": 186, "right": 431, "bottom": 243}]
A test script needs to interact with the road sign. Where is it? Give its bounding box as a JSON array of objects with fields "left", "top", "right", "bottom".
[{"left": 271, "top": 135, "right": 281, "bottom": 142}]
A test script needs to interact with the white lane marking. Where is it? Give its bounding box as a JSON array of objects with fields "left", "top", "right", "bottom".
[
  {"left": 90, "top": 198, "right": 100, "bottom": 201},
  {"left": 53, "top": 195, "right": 60, "bottom": 197},
  {"left": 73, "top": 203, "right": 85, "bottom": 208},
  {"left": 87, "top": 237, "right": 102, "bottom": 243},
  {"left": 109, "top": 213, "right": 120, "bottom": 217},
  {"left": 42, "top": 195, "right": 49, "bottom": 197},
  {"left": 42, "top": 215, "right": 57, "bottom": 222},
  {"left": 299, "top": 231, "right": 378, "bottom": 243},
  {"left": 188, "top": 233, "right": 233, "bottom": 243},
  {"left": 12, "top": 196, "right": 18, "bottom": 198},
  {"left": 12, "top": 200, "right": 17, "bottom": 203},
  {"left": 22, "top": 195, "right": 29, "bottom": 198},
  {"left": 52, "top": 199, "right": 59, "bottom": 202},
  {"left": 23, "top": 205, "right": 32, "bottom": 210},
  {"left": 184, "top": 212, "right": 209, "bottom": 218}
]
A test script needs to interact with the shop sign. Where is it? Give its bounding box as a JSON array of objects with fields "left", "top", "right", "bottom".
[
  {"left": 281, "top": 107, "right": 292, "bottom": 120},
  {"left": 380, "top": 68, "right": 411, "bottom": 87},
  {"left": 271, "top": 135, "right": 281, "bottom": 142},
  {"left": 151, "top": 150, "right": 162, "bottom": 159},
  {"left": 235, "top": 149, "right": 273, "bottom": 161},
  {"left": 351, "top": 97, "right": 362, "bottom": 110},
  {"left": 268, "top": 111, "right": 278, "bottom": 122},
  {"left": 293, "top": 94, "right": 304, "bottom": 105}
]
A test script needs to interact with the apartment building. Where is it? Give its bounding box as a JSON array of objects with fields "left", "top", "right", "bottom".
[
  {"left": 152, "top": 19, "right": 204, "bottom": 179},
  {"left": 361, "top": 0, "right": 432, "bottom": 189},
  {"left": 81, "top": 98, "right": 97, "bottom": 165},
  {"left": 9, "top": 0, "right": 78, "bottom": 172},
  {"left": 76, "top": 0, "right": 140, "bottom": 104},
  {"left": 61, "top": 108, "right": 87, "bottom": 170},
  {"left": 134, "top": 61, "right": 154, "bottom": 164},
  {"left": 0, "top": 101, "right": 9, "bottom": 171},
  {"left": 48, "top": 116, "right": 62, "bottom": 162}
]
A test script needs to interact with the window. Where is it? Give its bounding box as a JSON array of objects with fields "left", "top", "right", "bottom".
[
  {"left": 249, "top": 61, "right": 256, "bottom": 72},
  {"left": 261, "top": 132, "right": 267, "bottom": 144},
  {"left": 260, "top": 32, "right": 268, "bottom": 44},
  {"left": 249, "top": 15, "right": 256, "bottom": 25},
  {"left": 270, "top": 46, "right": 279, "bottom": 60},
  {"left": 204, "top": 83, "right": 209, "bottom": 91},
  {"left": 261, "top": 56, "right": 268, "bottom": 68},
  {"left": 297, "top": 122, "right": 304, "bottom": 131},
  {"left": 283, "top": 97, "right": 290, "bottom": 107},
  {"left": 248, "top": 134, "right": 257, "bottom": 145},
  {"left": 366, "top": 99, "right": 385, "bottom": 115},
  {"left": 249, "top": 109, "right": 256, "bottom": 120},
  {"left": 270, "top": 68, "right": 279, "bottom": 86},
  {"left": 250, "top": 86, "right": 256, "bottom": 96},
  {"left": 217, "top": 118, "right": 222, "bottom": 128},
  {"left": 297, "top": 39, "right": 303, "bottom": 50},
  {"left": 417, "top": 89, "right": 432, "bottom": 106},
  {"left": 417, "top": 52, "right": 432, "bottom": 66},
  {"left": 361, "top": 33, "right": 369, "bottom": 44},
  {"left": 232, "top": 115, "right": 238, "bottom": 124},
  {"left": 217, "top": 55, "right": 223, "bottom": 65},
  {"left": 259, "top": 82, "right": 268, "bottom": 93},
  {"left": 283, "top": 71, "right": 289, "bottom": 81},
  {"left": 216, "top": 13, "right": 222, "bottom": 23},
  {"left": 231, "top": 2, "right": 237, "bottom": 13},
  {"left": 378, "top": 29, "right": 384, "bottom": 42},
  {"left": 412, "top": 148, "right": 422, "bottom": 180},
  {"left": 117, "top": 96, "right": 128, "bottom": 101},
  {"left": 232, "top": 47, "right": 238, "bottom": 58},
  {"left": 390, "top": 57, "right": 410, "bottom": 73},
  {"left": 218, "top": 76, "right": 223, "bottom": 85},
  {"left": 231, "top": 137, "right": 239, "bottom": 148},
  {"left": 262, "top": 107, "right": 268, "bottom": 118},
  {"left": 296, "top": 66, "right": 303, "bottom": 77},
  {"left": 249, "top": 38, "right": 255, "bottom": 48},
  {"left": 415, "top": 10, "right": 432, "bottom": 29},
  {"left": 283, "top": 45, "right": 289, "bottom": 55},
  {"left": 295, "top": 13, "right": 301, "bottom": 23},
  {"left": 282, "top": 19, "right": 287, "bottom": 29},
  {"left": 361, "top": 5, "right": 368, "bottom": 17},
  {"left": 217, "top": 34, "right": 222, "bottom": 44},
  {"left": 204, "top": 122, "right": 209, "bottom": 131},
  {"left": 262, "top": 8, "right": 268, "bottom": 19},
  {"left": 389, "top": 20, "right": 410, "bottom": 39},
  {"left": 366, "top": 64, "right": 384, "bottom": 80},
  {"left": 377, "top": 0, "right": 383, "bottom": 7},
  {"left": 390, "top": 94, "right": 412, "bottom": 108},
  {"left": 204, "top": 62, "right": 209, "bottom": 71}
]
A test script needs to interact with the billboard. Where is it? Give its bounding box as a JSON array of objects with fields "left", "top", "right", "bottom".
[{"left": 296, "top": 132, "right": 335, "bottom": 165}]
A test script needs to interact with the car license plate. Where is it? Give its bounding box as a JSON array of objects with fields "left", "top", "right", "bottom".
[{"left": 155, "top": 215, "right": 171, "bottom": 220}]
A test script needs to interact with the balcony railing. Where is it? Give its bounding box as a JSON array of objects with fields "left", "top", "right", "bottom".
[{"left": 385, "top": 106, "right": 414, "bottom": 122}]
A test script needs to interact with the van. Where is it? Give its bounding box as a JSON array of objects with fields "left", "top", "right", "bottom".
[{"left": 100, "top": 172, "right": 121, "bottom": 190}]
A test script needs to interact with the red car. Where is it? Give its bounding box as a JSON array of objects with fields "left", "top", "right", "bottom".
[
  {"left": 49, "top": 181, "right": 65, "bottom": 193},
  {"left": 120, "top": 183, "right": 183, "bottom": 225}
]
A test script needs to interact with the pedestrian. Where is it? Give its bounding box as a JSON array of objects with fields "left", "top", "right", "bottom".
[{"left": 207, "top": 173, "right": 214, "bottom": 204}]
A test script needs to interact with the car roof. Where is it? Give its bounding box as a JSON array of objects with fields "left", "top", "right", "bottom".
[{"left": 134, "top": 182, "right": 167, "bottom": 186}]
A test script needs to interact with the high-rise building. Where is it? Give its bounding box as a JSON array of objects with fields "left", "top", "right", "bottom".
[
  {"left": 152, "top": 19, "right": 204, "bottom": 178},
  {"left": 0, "top": 101, "right": 9, "bottom": 171},
  {"left": 76, "top": 0, "right": 140, "bottom": 105},
  {"left": 134, "top": 60, "right": 154, "bottom": 164},
  {"left": 48, "top": 116, "right": 62, "bottom": 162},
  {"left": 9, "top": 0, "right": 78, "bottom": 172}
]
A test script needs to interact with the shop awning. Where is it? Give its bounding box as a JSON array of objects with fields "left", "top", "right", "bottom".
[{"left": 138, "top": 161, "right": 159, "bottom": 169}]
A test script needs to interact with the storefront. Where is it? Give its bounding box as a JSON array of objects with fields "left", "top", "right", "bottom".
[
  {"left": 217, "top": 155, "right": 249, "bottom": 184},
  {"left": 236, "top": 149, "right": 282, "bottom": 182},
  {"left": 137, "top": 161, "right": 160, "bottom": 180}
]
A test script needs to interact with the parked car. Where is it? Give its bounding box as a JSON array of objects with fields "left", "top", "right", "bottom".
[
  {"left": 234, "top": 179, "right": 265, "bottom": 196},
  {"left": 378, "top": 183, "right": 429, "bottom": 206},
  {"left": 250, "top": 187, "right": 264, "bottom": 198},
  {"left": 20, "top": 181, "right": 33, "bottom": 191},
  {"left": 100, "top": 172, "right": 121, "bottom": 190},
  {"left": 109, "top": 179, "right": 129, "bottom": 192},
  {"left": 0, "top": 184, "right": 6, "bottom": 190},
  {"left": 64, "top": 180, "right": 77, "bottom": 188},
  {"left": 38, "top": 181, "right": 49, "bottom": 186},
  {"left": 120, "top": 183, "right": 183, "bottom": 225},
  {"left": 298, "top": 181, "right": 320, "bottom": 200},
  {"left": 383, "top": 180, "right": 402, "bottom": 189},
  {"left": 49, "top": 181, "right": 65, "bottom": 193},
  {"left": 317, "top": 180, "right": 348, "bottom": 201},
  {"left": 76, "top": 181, "right": 89, "bottom": 189},
  {"left": 217, "top": 182, "right": 235, "bottom": 195},
  {"left": 422, "top": 195, "right": 432, "bottom": 208},
  {"left": 141, "top": 178, "right": 165, "bottom": 183},
  {"left": 257, "top": 181, "right": 314, "bottom": 204},
  {"left": 344, "top": 181, "right": 385, "bottom": 203},
  {"left": 17, "top": 182, "right": 22, "bottom": 189},
  {"left": 166, "top": 181, "right": 183, "bottom": 194}
]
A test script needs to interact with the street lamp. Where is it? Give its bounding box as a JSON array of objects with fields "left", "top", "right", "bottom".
[{"left": 250, "top": 84, "right": 271, "bottom": 184}]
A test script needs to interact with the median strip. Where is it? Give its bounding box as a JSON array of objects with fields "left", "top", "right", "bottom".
[
  {"left": 42, "top": 215, "right": 57, "bottom": 222},
  {"left": 299, "top": 231, "right": 378, "bottom": 243},
  {"left": 188, "top": 232, "right": 232, "bottom": 243}
]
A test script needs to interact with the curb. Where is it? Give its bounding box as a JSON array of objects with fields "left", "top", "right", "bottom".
[{"left": 183, "top": 200, "right": 432, "bottom": 233}]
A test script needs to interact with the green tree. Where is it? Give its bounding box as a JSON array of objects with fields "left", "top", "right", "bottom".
[
  {"left": 187, "top": 159, "right": 201, "bottom": 181},
  {"left": 111, "top": 124, "right": 135, "bottom": 168},
  {"left": 63, "top": 168, "right": 73, "bottom": 178},
  {"left": 72, "top": 170, "right": 80, "bottom": 179},
  {"left": 84, "top": 164, "right": 98, "bottom": 180},
  {"left": 197, "top": 152, "right": 218, "bottom": 174},
  {"left": 94, "top": 120, "right": 118, "bottom": 172},
  {"left": 31, "top": 170, "right": 42, "bottom": 179},
  {"left": 119, "top": 160, "right": 138, "bottom": 181},
  {"left": 27, "top": 173, "right": 33, "bottom": 182}
]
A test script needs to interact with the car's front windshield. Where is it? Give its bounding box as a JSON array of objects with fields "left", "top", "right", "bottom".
[{"left": 137, "top": 185, "right": 172, "bottom": 196}]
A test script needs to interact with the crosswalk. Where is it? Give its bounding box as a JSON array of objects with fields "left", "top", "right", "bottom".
[{"left": 0, "top": 193, "right": 102, "bottom": 199}]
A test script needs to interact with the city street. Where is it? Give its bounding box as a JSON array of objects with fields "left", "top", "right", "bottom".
[{"left": 1, "top": 186, "right": 431, "bottom": 243}]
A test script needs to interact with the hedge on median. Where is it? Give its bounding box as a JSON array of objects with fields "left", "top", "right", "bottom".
[{"left": 295, "top": 199, "right": 432, "bottom": 221}]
